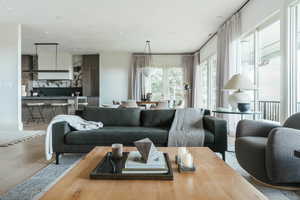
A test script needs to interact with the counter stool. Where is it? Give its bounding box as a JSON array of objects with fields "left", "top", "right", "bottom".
[
  {"left": 51, "top": 103, "right": 69, "bottom": 118},
  {"left": 26, "top": 102, "right": 46, "bottom": 123},
  {"left": 75, "top": 97, "right": 88, "bottom": 110}
]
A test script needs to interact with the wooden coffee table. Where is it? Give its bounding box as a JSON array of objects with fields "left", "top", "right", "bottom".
[{"left": 40, "top": 147, "right": 267, "bottom": 200}]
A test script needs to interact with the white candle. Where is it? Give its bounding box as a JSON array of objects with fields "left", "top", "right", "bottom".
[
  {"left": 178, "top": 147, "right": 188, "bottom": 161},
  {"left": 183, "top": 153, "right": 193, "bottom": 168}
]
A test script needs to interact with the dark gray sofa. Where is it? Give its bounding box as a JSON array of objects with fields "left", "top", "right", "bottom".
[
  {"left": 235, "top": 113, "right": 300, "bottom": 187},
  {"left": 53, "top": 107, "right": 227, "bottom": 164}
]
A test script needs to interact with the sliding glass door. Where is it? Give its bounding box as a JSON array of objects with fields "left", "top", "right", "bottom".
[
  {"left": 290, "top": 2, "right": 300, "bottom": 114},
  {"left": 240, "top": 17, "right": 281, "bottom": 121}
]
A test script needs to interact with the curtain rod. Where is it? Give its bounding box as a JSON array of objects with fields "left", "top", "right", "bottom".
[
  {"left": 194, "top": 0, "right": 251, "bottom": 54},
  {"left": 133, "top": 52, "right": 193, "bottom": 56}
]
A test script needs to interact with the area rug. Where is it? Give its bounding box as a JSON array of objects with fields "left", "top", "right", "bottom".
[
  {"left": 0, "top": 130, "right": 45, "bottom": 147},
  {"left": 1, "top": 152, "right": 300, "bottom": 200}
]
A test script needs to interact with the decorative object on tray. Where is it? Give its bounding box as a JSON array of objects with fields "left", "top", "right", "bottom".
[
  {"left": 134, "top": 138, "right": 160, "bottom": 163},
  {"left": 111, "top": 143, "right": 123, "bottom": 160},
  {"left": 90, "top": 138, "right": 173, "bottom": 180},
  {"left": 176, "top": 147, "right": 196, "bottom": 173}
]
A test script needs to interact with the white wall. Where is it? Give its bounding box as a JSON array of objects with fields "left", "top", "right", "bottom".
[
  {"left": 0, "top": 24, "right": 22, "bottom": 130},
  {"left": 100, "top": 52, "right": 131, "bottom": 105}
]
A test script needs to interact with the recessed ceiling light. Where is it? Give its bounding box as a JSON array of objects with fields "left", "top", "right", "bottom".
[{"left": 45, "top": 31, "right": 49, "bottom": 35}]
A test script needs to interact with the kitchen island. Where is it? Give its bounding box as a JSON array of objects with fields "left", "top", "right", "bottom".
[{"left": 22, "top": 96, "right": 77, "bottom": 123}]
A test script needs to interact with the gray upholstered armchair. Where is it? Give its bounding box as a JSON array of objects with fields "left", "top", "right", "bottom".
[{"left": 235, "top": 113, "right": 300, "bottom": 187}]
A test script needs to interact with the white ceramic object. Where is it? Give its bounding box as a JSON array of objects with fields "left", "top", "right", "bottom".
[{"left": 228, "top": 90, "right": 251, "bottom": 110}]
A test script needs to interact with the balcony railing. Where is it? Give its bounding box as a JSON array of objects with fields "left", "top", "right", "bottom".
[
  {"left": 257, "top": 101, "right": 280, "bottom": 122},
  {"left": 257, "top": 101, "right": 300, "bottom": 122}
]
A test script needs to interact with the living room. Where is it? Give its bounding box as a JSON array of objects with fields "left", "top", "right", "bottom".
[{"left": 1, "top": 0, "right": 300, "bottom": 199}]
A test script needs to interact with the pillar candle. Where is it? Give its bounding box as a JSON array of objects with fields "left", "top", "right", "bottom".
[
  {"left": 183, "top": 153, "right": 193, "bottom": 168},
  {"left": 178, "top": 147, "right": 188, "bottom": 161}
]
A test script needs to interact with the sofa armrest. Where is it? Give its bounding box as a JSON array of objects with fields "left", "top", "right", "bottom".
[
  {"left": 236, "top": 120, "right": 280, "bottom": 138},
  {"left": 52, "top": 121, "right": 72, "bottom": 152},
  {"left": 266, "top": 127, "right": 300, "bottom": 183},
  {"left": 203, "top": 116, "right": 227, "bottom": 152}
]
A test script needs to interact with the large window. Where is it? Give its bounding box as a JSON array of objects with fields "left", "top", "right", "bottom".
[
  {"left": 197, "top": 54, "right": 217, "bottom": 109},
  {"left": 240, "top": 18, "right": 281, "bottom": 121},
  {"left": 146, "top": 67, "right": 184, "bottom": 101},
  {"left": 290, "top": 3, "right": 300, "bottom": 113}
]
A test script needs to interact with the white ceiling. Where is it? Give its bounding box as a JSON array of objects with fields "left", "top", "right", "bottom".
[{"left": 0, "top": 0, "right": 246, "bottom": 54}]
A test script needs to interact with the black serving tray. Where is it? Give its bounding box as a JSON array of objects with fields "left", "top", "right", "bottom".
[{"left": 90, "top": 152, "right": 173, "bottom": 180}]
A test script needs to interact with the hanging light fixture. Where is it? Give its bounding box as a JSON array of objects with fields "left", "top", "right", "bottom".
[{"left": 143, "top": 40, "right": 153, "bottom": 77}]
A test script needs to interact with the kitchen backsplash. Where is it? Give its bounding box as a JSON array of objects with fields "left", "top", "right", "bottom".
[
  {"left": 31, "top": 80, "right": 72, "bottom": 88},
  {"left": 29, "top": 55, "right": 83, "bottom": 89}
]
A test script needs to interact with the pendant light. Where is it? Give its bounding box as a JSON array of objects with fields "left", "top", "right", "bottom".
[{"left": 143, "top": 40, "right": 153, "bottom": 77}]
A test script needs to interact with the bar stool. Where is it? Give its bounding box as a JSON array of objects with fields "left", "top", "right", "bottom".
[
  {"left": 26, "top": 102, "right": 46, "bottom": 123},
  {"left": 75, "top": 97, "right": 88, "bottom": 110},
  {"left": 51, "top": 103, "right": 69, "bottom": 118}
]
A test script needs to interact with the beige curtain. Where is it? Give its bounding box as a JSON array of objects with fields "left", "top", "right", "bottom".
[
  {"left": 192, "top": 52, "right": 200, "bottom": 108},
  {"left": 182, "top": 55, "right": 194, "bottom": 107},
  {"left": 216, "top": 12, "right": 241, "bottom": 135},
  {"left": 130, "top": 55, "right": 146, "bottom": 100},
  {"left": 216, "top": 12, "right": 241, "bottom": 108}
]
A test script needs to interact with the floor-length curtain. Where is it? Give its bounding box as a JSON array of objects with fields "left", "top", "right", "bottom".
[
  {"left": 216, "top": 12, "right": 241, "bottom": 108},
  {"left": 130, "top": 55, "right": 146, "bottom": 101},
  {"left": 192, "top": 52, "right": 200, "bottom": 108},
  {"left": 182, "top": 55, "right": 194, "bottom": 107}
]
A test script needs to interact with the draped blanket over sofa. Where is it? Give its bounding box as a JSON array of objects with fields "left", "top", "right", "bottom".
[{"left": 52, "top": 107, "right": 227, "bottom": 164}]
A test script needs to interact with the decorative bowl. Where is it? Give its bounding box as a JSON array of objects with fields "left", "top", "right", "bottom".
[{"left": 237, "top": 103, "right": 251, "bottom": 112}]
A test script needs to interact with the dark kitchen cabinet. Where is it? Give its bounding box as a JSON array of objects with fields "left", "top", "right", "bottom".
[{"left": 82, "top": 55, "right": 100, "bottom": 97}]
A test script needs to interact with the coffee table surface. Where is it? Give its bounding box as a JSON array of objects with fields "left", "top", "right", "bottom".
[{"left": 40, "top": 147, "right": 267, "bottom": 200}]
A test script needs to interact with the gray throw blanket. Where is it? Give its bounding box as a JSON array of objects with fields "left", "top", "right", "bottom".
[{"left": 168, "top": 108, "right": 205, "bottom": 147}]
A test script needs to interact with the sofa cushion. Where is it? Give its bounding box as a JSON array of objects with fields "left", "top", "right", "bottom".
[
  {"left": 141, "top": 109, "right": 175, "bottom": 128},
  {"left": 82, "top": 107, "right": 141, "bottom": 126},
  {"left": 65, "top": 126, "right": 169, "bottom": 146}
]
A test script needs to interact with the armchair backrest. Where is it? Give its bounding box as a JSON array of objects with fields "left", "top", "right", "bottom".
[{"left": 283, "top": 113, "right": 300, "bottom": 130}]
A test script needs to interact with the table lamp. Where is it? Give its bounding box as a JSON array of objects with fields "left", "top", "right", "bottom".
[{"left": 224, "top": 73, "right": 255, "bottom": 110}]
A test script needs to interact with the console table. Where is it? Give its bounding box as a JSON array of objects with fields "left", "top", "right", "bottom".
[{"left": 212, "top": 110, "right": 262, "bottom": 120}]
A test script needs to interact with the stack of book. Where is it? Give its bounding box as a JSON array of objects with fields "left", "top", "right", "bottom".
[{"left": 122, "top": 151, "right": 168, "bottom": 174}]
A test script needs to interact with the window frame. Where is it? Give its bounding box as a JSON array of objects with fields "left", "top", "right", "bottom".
[
  {"left": 240, "top": 15, "right": 281, "bottom": 118},
  {"left": 198, "top": 53, "right": 217, "bottom": 110}
]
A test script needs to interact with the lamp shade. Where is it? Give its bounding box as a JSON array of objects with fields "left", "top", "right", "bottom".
[{"left": 224, "top": 74, "right": 254, "bottom": 90}]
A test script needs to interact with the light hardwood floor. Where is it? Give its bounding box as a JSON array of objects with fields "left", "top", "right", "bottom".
[{"left": 0, "top": 135, "right": 51, "bottom": 195}]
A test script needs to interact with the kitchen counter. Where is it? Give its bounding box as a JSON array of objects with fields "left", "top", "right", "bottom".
[
  {"left": 22, "top": 96, "right": 77, "bottom": 122},
  {"left": 22, "top": 96, "right": 77, "bottom": 100}
]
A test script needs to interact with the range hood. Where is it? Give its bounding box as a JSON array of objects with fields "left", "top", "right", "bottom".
[{"left": 23, "top": 43, "right": 72, "bottom": 80}]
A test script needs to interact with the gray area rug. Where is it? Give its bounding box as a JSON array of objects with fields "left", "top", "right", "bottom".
[
  {"left": 0, "top": 130, "right": 45, "bottom": 147},
  {"left": 1, "top": 152, "right": 300, "bottom": 200}
]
